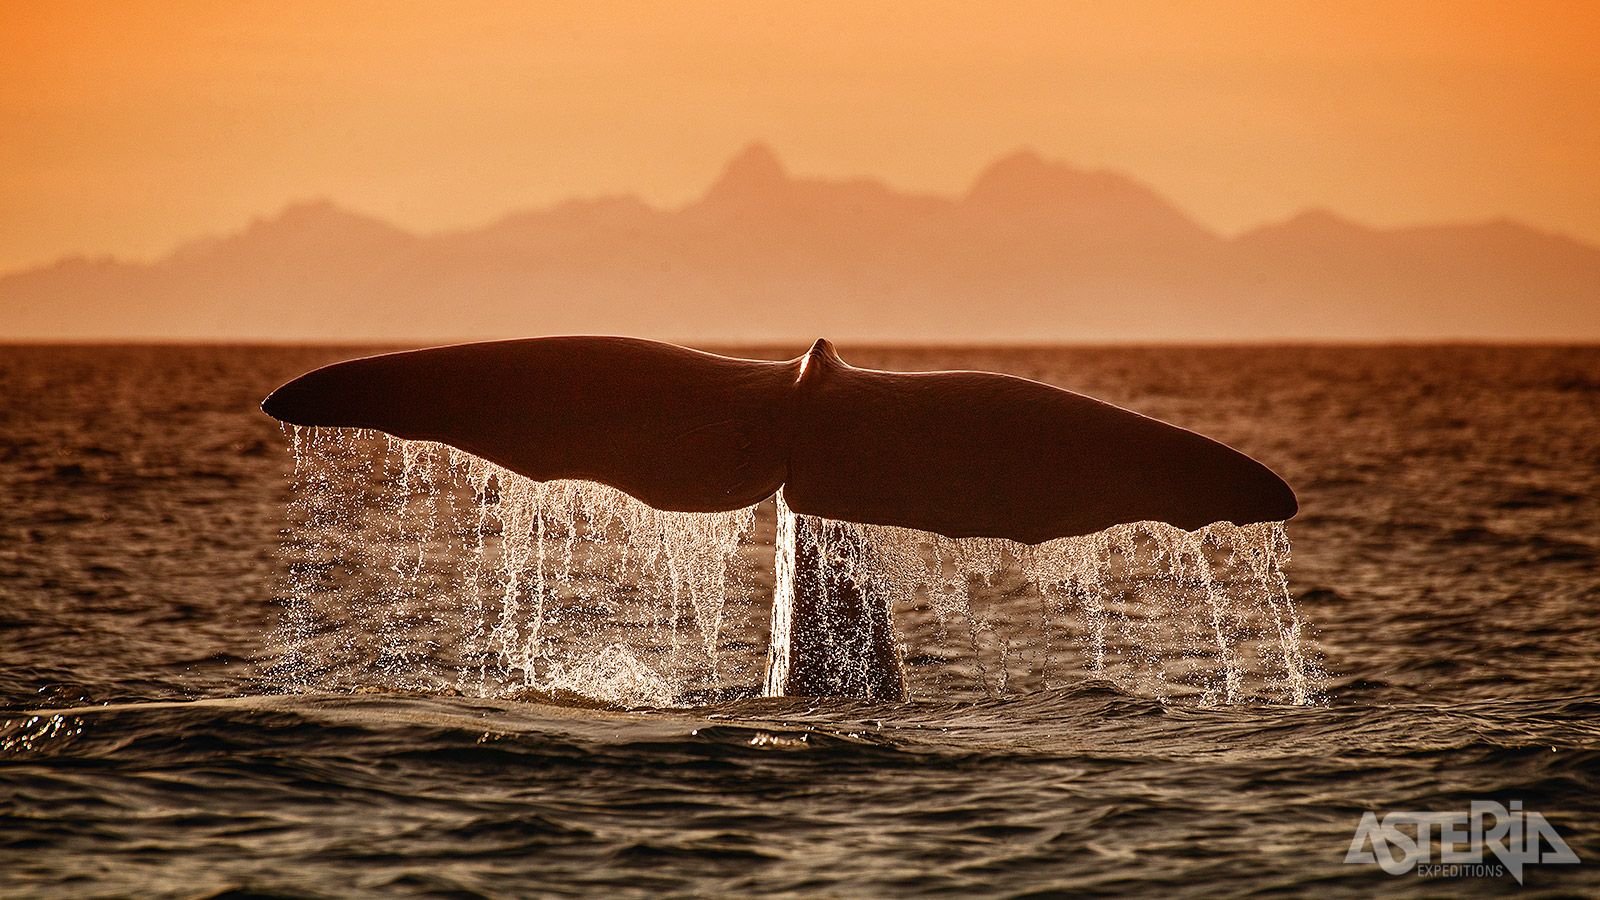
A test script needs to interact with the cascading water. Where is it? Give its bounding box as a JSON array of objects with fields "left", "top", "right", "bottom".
[
  {"left": 270, "top": 427, "right": 1324, "bottom": 706},
  {"left": 272, "top": 427, "right": 756, "bottom": 706},
  {"left": 766, "top": 491, "right": 905, "bottom": 700}
]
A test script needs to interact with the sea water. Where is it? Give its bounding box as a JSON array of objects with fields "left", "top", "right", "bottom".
[{"left": 2, "top": 344, "right": 1596, "bottom": 898}]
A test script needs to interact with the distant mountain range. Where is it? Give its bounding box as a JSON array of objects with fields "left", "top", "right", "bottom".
[{"left": 4, "top": 143, "right": 1597, "bottom": 342}]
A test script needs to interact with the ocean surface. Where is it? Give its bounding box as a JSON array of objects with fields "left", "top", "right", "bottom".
[{"left": 2, "top": 343, "right": 1597, "bottom": 898}]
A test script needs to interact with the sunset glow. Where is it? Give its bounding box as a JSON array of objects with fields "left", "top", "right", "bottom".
[{"left": 5, "top": 1, "right": 1597, "bottom": 274}]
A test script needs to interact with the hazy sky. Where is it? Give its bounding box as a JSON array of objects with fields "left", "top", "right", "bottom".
[{"left": 4, "top": 1, "right": 1597, "bottom": 272}]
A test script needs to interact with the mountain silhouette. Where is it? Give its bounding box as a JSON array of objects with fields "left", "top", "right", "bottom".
[{"left": 4, "top": 143, "right": 1597, "bottom": 341}]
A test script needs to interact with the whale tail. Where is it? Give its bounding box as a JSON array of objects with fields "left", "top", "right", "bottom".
[
  {"left": 263, "top": 336, "right": 1297, "bottom": 701},
  {"left": 263, "top": 336, "right": 1296, "bottom": 543}
]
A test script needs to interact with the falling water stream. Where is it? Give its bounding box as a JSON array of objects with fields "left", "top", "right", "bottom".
[{"left": 271, "top": 427, "right": 1322, "bottom": 706}]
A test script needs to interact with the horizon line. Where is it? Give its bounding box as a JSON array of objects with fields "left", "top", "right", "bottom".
[{"left": 6, "top": 336, "right": 1599, "bottom": 351}]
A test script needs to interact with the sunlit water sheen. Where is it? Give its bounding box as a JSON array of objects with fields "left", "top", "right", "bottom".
[{"left": 2, "top": 344, "right": 1596, "bottom": 898}]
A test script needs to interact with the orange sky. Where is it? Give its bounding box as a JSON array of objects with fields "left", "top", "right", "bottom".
[{"left": 3, "top": 1, "right": 1597, "bottom": 273}]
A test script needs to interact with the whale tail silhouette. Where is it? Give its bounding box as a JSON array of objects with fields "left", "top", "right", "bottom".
[
  {"left": 263, "top": 336, "right": 1297, "bottom": 700},
  {"left": 263, "top": 336, "right": 1295, "bottom": 542}
]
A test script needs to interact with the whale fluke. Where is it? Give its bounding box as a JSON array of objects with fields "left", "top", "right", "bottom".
[
  {"left": 265, "top": 336, "right": 1297, "bottom": 702},
  {"left": 263, "top": 336, "right": 1295, "bottom": 542},
  {"left": 785, "top": 338, "right": 1297, "bottom": 542},
  {"left": 264, "top": 336, "right": 797, "bottom": 513}
]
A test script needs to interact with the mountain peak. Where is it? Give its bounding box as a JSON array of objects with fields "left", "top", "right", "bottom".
[
  {"left": 1239, "top": 208, "right": 1377, "bottom": 246},
  {"left": 703, "top": 143, "right": 790, "bottom": 202},
  {"left": 972, "top": 147, "right": 1049, "bottom": 178},
  {"left": 967, "top": 149, "right": 1082, "bottom": 195},
  {"left": 1283, "top": 208, "right": 1369, "bottom": 233},
  {"left": 965, "top": 149, "right": 1212, "bottom": 241},
  {"left": 255, "top": 198, "right": 403, "bottom": 233},
  {"left": 725, "top": 142, "right": 787, "bottom": 180},
  {"left": 166, "top": 198, "right": 415, "bottom": 263}
]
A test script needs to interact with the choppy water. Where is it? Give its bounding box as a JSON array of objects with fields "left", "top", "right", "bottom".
[{"left": 2, "top": 343, "right": 1597, "bottom": 898}]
